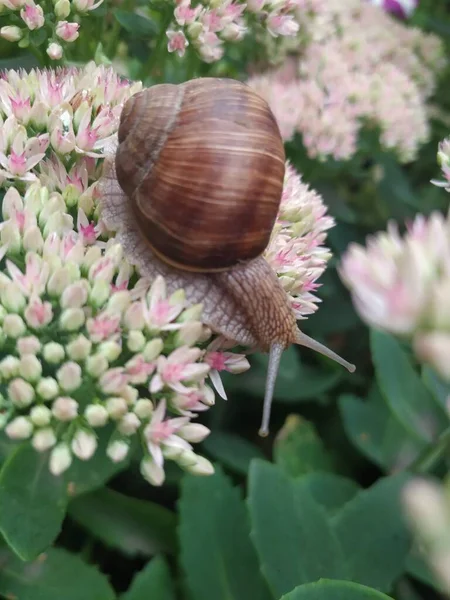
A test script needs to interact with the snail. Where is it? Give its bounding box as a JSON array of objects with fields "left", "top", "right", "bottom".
[{"left": 100, "top": 77, "right": 355, "bottom": 436}]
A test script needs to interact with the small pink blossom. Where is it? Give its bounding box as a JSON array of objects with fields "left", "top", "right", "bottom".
[
  {"left": 86, "top": 312, "right": 121, "bottom": 343},
  {"left": 266, "top": 13, "right": 299, "bottom": 37},
  {"left": 166, "top": 29, "right": 189, "bottom": 57},
  {"left": 24, "top": 295, "right": 53, "bottom": 328},
  {"left": 125, "top": 355, "right": 155, "bottom": 385},
  {"left": 143, "top": 399, "right": 191, "bottom": 468},
  {"left": 55, "top": 21, "right": 80, "bottom": 42},
  {"left": 20, "top": 1, "right": 44, "bottom": 30},
  {"left": 174, "top": 0, "right": 201, "bottom": 25},
  {"left": 150, "top": 346, "right": 210, "bottom": 395}
]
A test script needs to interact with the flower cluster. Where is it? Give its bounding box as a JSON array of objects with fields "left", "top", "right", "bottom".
[
  {"left": 367, "top": 0, "right": 418, "bottom": 19},
  {"left": 248, "top": 1, "right": 444, "bottom": 161},
  {"left": 0, "top": 0, "right": 103, "bottom": 61},
  {"left": 0, "top": 63, "right": 334, "bottom": 484},
  {"left": 404, "top": 478, "right": 450, "bottom": 594},
  {"left": 339, "top": 208, "right": 450, "bottom": 380},
  {"left": 166, "top": 0, "right": 299, "bottom": 62},
  {"left": 264, "top": 163, "right": 334, "bottom": 319}
]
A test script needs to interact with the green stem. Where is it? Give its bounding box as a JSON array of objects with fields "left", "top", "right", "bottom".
[
  {"left": 138, "top": 7, "right": 173, "bottom": 82},
  {"left": 411, "top": 426, "right": 450, "bottom": 474}
]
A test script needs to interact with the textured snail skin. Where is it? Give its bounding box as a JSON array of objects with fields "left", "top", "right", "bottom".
[
  {"left": 115, "top": 78, "right": 286, "bottom": 272},
  {"left": 101, "top": 144, "right": 297, "bottom": 351}
]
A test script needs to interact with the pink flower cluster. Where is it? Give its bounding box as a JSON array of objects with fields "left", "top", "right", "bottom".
[
  {"left": 0, "top": 64, "right": 335, "bottom": 484},
  {"left": 0, "top": 0, "right": 103, "bottom": 60},
  {"left": 167, "top": 0, "right": 299, "bottom": 62},
  {"left": 339, "top": 208, "right": 450, "bottom": 380},
  {"left": 248, "top": 1, "right": 444, "bottom": 161}
]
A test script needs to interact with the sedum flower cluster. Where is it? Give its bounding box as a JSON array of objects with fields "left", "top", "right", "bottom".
[
  {"left": 0, "top": 63, "right": 334, "bottom": 484},
  {"left": 248, "top": 0, "right": 444, "bottom": 162},
  {"left": 166, "top": 0, "right": 299, "bottom": 62},
  {"left": 0, "top": 0, "right": 103, "bottom": 61},
  {"left": 339, "top": 202, "right": 450, "bottom": 380}
]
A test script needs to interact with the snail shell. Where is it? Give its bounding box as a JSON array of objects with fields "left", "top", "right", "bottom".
[
  {"left": 100, "top": 77, "right": 355, "bottom": 436},
  {"left": 115, "top": 78, "right": 286, "bottom": 272}
]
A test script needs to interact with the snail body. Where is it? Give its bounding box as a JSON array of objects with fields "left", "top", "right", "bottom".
[{"left": 101, "top": 77, "right": 354, "bottom": 435}]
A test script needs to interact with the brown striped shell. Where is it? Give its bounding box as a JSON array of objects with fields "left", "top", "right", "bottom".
[{"left": 114, "top": 77, "right": 285, "bottom": 272}]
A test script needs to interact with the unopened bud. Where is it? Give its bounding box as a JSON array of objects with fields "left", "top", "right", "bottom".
[
  {"left": 0, "top": 25, "right": 23, "bottom": 42},
  {"left": 6, "top": 416, "right": 33, "bottom": 439},
  {"left": 30, "top": 405, "right": 52, "bottom": 426},
  {"left": 71, "top": 429, "right": 97, "bottom": 460},
  {"left": 106, "top": 439, "right": 129, "bottom": 462},
  {"left": 32, "top": 427, "right": 57, "bottom": 452},
  {"left": 49, "top": 443, "right": 72, "bottom": 475},
  {"left": 85, "top": 404, "right": 109, "bottom": 427}
]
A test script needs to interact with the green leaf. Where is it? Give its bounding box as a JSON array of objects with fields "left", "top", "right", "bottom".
[
  {"left": 295, "top": 473, "right": 360, "bottom": 516},
  {"left": 339, "top": 389, "right": 425, "bottom": 471},
  {"left": 121, "top": 556, "right": 175, "bottom": 600},
  {"left": 371, "top": 330, "right": 447, "bottom": 443},
  {"left": 406, "top": 546, "right": 445, "bottom": 593},
  {"left": 332, "top": 473, "right": 412, "bottom": 592},
  {"left": 280, "top": 580, "right": 394, "bottom": 600},
  {"left": 64, "top": 427, "right": 131, "bottom": 497},
  {"left": 0, "top": 443, "right": 67, "bottom": 560},
  {"left": 179, "top": 467, "right": 272, "bottom": 600},
  {"left": 114, "top": 9, "right": 157, "bottom": 37},
  {"left": 422, "top": 366, "right": 450, "bottom": 410},
  {"left": 202, "top": 431, "right": 265, "bottom": 475},
  {"left": 69, "top": 487, "right": 177, "bottom": 557},
  {"left": 274, "top": 415, "right": 334, "bottom": 477},
  {"left": 0, "top": 545, "right": 115, "bottom": 600},
  {"left": 248, "top": 460, "right": 345, "bottom": 597}
]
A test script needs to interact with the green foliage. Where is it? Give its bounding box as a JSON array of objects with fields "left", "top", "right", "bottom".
[
  {"left": 280, "top": 580, "right": 394, "bottom": 600},
  {"left": 0, "top": 443, "right": 67, "bottom": 561},
  {"left": 121, "top": 557, "right": 175, "bottom": 600}
]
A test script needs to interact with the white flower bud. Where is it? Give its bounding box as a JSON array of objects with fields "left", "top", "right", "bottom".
[
  {"left": 107, "top": 291, "right": 131, "bottom": 314},
  {"left": 6, "top": 416, "right": 33, "bottom": 439},
  {"left": 0, "top": 25, "right": 23, "bottom": 42},
  {"left": 89, "top": 280, "right": 110, "bottom": 307},
  {"left": 127, "top": 331, "right": 146, "bottom": 352},
  {"left": 183, "top": 454, "right": 215, "bottom": 476},
  {"left": 124, "top": 303, "right": 145, "bottom": 330},
  {"left": 121, "top": 385, "right": 138, "bottom": 405},
  {"left": 3, "top": 314, "right": 26, "bottom": 338},
  {"left": 17, "top": 335, "right": 41, "bottom": 355},
  {"left": 1, "top": 223, "right": 21, "bottom": 254},
  {"left": 23, "top": 226, "right": 44, "bottom": 253},
  {"left": 99, "top": 368, "right": 126, "bottom": 394},
  {"left": 179, "top": 303, "right": 203, "bottom": 322},
  {"left": 106, "top": 439, "right": 129, "bottom": 463},
  {"left": 49, "top": 443, "right": 72, "bottom": 475},
  {"left": 19, "top": 354, "right": 42, "bottom": 382},
  {"left": 30, "top": 405, "right": 52, "bottom": 426},
  {"left": 0, "top": 356, "right": 20, "bottom": 379},
  {"left": 47, "top": 266, "right": 72, "bottom": 296},
  {"left": 61, "top": 281, "right": 88, "bottom": 309},
  {"left": 66, "top": 335, "right": 92, "bottom": 361},
  {"left": 134, "top": 398, "right": 154, "bottom": 419},
  {"left": 1, "top": 283, "right": 25, "bottom": 313},
  {"left": 54, "top": 0, "right": 70, "bottom": 18},
  {"left": 175, "top": 322, "right": 203, "bottom": 347},
  {"left": 36, "top": 377, "right": 59, "bottom": 400},
  {"left": 85, "top": 354, "right": 108, "bottom": 377},
  {"left": 32, "top": 427, "right": 57, "bottom": 452},
  {"left": 178, "top": 423, "right": 210, "bottom": 443},
  {"left": 83, "top": 246, "right": 102, "bottom": 270},
  {"left": 43, "top": 342, "right": 65, "bottom": 364},
  {"left": 8, "top": 378, "right": 35, "bottom": 407},
  {"left": 143, "top": 338, "right": 164, "bottom": 361},
  {"left": 85, "top": 404, "right": 109, "bottom": 427},
  {"left": 71, "top": 429, "right": 97, "bottom": 460},
  {"left": 52, "top": 396, "right": 78, "bottom": 421},
  {"left": 118, "top": 412, "right": 141, "bottom": 435},
  {"left": 140, "top": 456, "right": 165, "bottom": 486},
  {"left": 105, "top": 396, "right": 128, "bottom": 419},
  {"left": 59, "top": 308, "right": 85, "bottom": 331},
  {"left": 97, "top": 341, "right": 121, "bottom": 362}
]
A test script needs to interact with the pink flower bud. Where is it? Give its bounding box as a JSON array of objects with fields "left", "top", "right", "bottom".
[
  {"left": 52, "top": 396, "right": 78, "bottom": 421},
  {"left": 20, "top": 1, "right": 44, "bottom": 30},
  {"left": 24, "top": 297, "right": 53, "bottom": 328},
  {"left": 266, "top": 12, "right": 299, "bottom": 37},
  {"left": 6, "top": 416, "right": 33, "bottom": 439},
  {"left": 8, "top": 378, "right": 35, "bottom": 407},
  {"left": 55, "top": 20, "right": 79, "bottom": 42},
  {"left": 0, "top": 26, "right": 23, "bottom": 42},
  {"left": 17, "top": 335, "right": 40, "bottom": 355},
  {"left": 71, "top": 429, "right": 97, "bottom": 460},
  {"left": 99, "top": 368, "right": 127, "bottom": 395},
  {"left": 47, "top": 42, "right": 63, "bottom": 61},
  {"left": 50, "top": 443, "right": 72, "bottom": 475},
  {"left": 166, "top": 29, "right": 189, "bottom": 57},
  {"left": 61, "top": 281, "right": 88, "bottom": 309}
]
